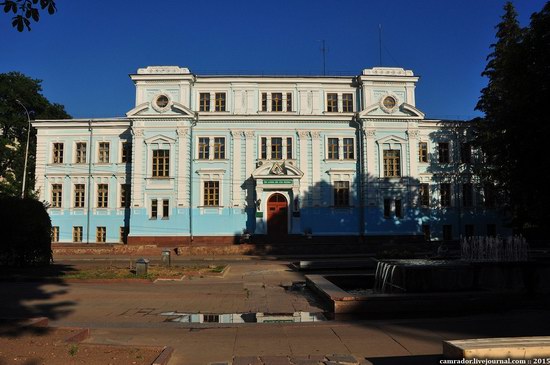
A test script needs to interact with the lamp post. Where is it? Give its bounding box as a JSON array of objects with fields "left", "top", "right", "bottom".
[{"left": 16, "top": 99, "right": 32, "bottom": 199}]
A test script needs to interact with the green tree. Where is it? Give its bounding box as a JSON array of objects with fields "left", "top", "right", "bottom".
[
  {"left": 474, "top": 1, "right": 550, "bottom": 231},
  {"left": 1, "top": 0, "right": 56, "bottom": 31},
  {"left": 0, "top": 72, "right": 70, "bottom": 198}
]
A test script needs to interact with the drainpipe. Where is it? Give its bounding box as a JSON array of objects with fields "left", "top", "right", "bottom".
[
  {"left": 86, "top": 120, "right": 93, "bottom": 244},
  {"left": 189, "top": 112, "right": 198, "bottom": 242},
  {"left": 351, "top": 114, "right": 365, "bottom": 239}
]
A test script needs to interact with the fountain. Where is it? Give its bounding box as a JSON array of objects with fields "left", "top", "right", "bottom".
[{"left": 306, "top": 236, "right": 549, "bottom": 316}]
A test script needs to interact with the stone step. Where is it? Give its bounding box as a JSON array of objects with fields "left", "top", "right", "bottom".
[{"left": 443, "top": 336, "right": 550, "bottom": 359}]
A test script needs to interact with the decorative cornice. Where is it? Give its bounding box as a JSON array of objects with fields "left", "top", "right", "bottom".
[
  {"left": 365, "top": 129, "right": 376, "bottom": 137},
  {"left": 176, "top": 128, "right": 189, "bottom": 136},
  {"left": 407, "top": 129, "right": 420, "bottom": 139},
  {"left": 231, "top": 130, "right": 244, "bottom": 137},
  {"left": 298, "top": 131, "right": 310, "bottom": 138},
  {"left": 310, "top": 131, "right": 321, "bottom": 139},
  {"left": 244, "top": 131, "right": 255, "bottom": 139}
]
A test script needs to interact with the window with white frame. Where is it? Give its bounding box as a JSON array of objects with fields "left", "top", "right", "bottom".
[
  {"left": 326, "top": 137, "right": 355, "bottom": 160},
  {"left": 152, "top": 149, "right": 170, "bottom": 177},
  {"left": 334, "top": 181, "right": 350, "bottom": 207},
  {"left": 121, "top": 141, "right": 132, "bottom": 163},
  {"left": 98, "top": 142, "right": 110, "bottom": 163},
  {"left": 383, "top": 150, "right": 401, "bottom": 177},
  {"left": 342, "top": 93, "right": 354, "bottom": 112},
  {"left": 261, "top": 92, "right": 293, "bottom": 112},
  {"left": 96, "top": 226, "right": 106, "bottom": 243},
  {"left": 75, "top": 142, "right": 86, "bottom": 164},
  {"left": 260, "top": 137, "right": 293, "bottom": 160},
  {"left": 51, "top": 184, "right": 62, "bottom": 208},
  {"left": 197, "top": 169, "right": 225, "bottom": 207},
  {"left": 52, "top": 143, "right": 64, "bottom": 163},
  {"left": 326, "top": 92, "right": 354, "bottom": 113},
  {"left": 74, "top": 184, "right": 85, "bottom": 208},
  {"left": 197, "top": 137, "right": 226, "bottom": 160},
  {"left": 51, "top": 226, "right": 59, "bottom": 242},
  {"left": 120, "top": 184, "right": 130, "bottom": 208},
  {"left": 73, "top": 226, "right": 82, "bottom": 242},
  {"left": 97, "top": 183, "right": 108, "bottom": 208}
]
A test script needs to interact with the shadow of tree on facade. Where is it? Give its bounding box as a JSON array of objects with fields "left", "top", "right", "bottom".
[{"left": 0, "top": 264, "right": 76, "bottom": 337}]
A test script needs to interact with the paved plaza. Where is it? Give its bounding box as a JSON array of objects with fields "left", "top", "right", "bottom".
[{"left": 2, "top": 256, "right": 550, "bottom": 364}]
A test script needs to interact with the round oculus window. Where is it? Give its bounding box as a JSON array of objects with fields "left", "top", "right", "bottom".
[
  {"left": 155, "top": 94, "right": 169, "bottom": 108},
  {"left": 383, "top": 96, "right": 396, "bottom": 109}
]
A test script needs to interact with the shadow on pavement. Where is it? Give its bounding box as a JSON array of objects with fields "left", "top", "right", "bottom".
[{"left": 0, "top": 264, "right": 77, "bottom": 337}]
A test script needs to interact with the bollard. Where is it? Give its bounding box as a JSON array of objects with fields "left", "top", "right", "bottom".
[
  {"left": 161, "top": 249, "right": 171, "bottom": 267},
  {"left": 135, "top": 258, "right": 149, "bottom": 276}
]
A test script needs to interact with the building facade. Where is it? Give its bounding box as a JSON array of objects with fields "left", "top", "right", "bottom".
[{"left": 33, "top": 66, "right": 507, "bottom": 245}]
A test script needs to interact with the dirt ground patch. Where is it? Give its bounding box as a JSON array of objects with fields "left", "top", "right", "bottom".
[
  {"left": 0, "top": 263, "right": 226, "bottom": 281},
  {"left": 0, "top": 327, "right": 161, "bottom": 365}
]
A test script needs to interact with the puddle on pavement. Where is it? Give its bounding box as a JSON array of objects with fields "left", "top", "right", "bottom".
[{"left": 159, "top": 311, "right": 327, "bottom": 323}]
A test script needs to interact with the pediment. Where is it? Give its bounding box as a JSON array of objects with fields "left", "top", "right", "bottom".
[
  {"left": 358, "top": 102, "right": 425, "bottom": 119},
  {"left": 126, "top": 101, "right": 195, "bottom": 118},
  {"left": 144, "top": 134, "right": 176, "bottom": 144},
  {"left": 376, "top": 135, "right": 408, "bottom": 144},
  {"left": 252, "top": 161, "right": 304, "bottom": 179}
]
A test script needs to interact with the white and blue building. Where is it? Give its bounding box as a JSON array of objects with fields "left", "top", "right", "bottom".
[{"left": 33, "top": 66, "right": 507, "bottom": 245}]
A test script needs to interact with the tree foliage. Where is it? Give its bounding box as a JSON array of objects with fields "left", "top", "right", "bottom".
[
  {"left": 474, "top": 1, "right": 550, "bottom": 231},
  {"left": 0, "top": 197, "right": 52, "bottom": 266},
  {"left": 1, "top": 0, "right": 56, "bottom": 31},
  {"left": 0, "top": 72, "right": 70, "bottom": 198}
]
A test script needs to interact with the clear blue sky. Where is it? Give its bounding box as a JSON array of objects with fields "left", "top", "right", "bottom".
[{"left": 0, "top": 0, "right": 546, "bottom": 120}]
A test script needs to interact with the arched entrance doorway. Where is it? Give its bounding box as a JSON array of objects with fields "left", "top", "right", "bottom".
[{"left": 267, "top": 193, "right": 288, "bottom": 237}]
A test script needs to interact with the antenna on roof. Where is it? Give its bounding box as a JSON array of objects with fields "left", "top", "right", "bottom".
[
  {"left": 379, "top": 24, "right": 383, "bottom": 66},
  {"left": 319, "top": 40, "right": 328, "bottom": 75}
]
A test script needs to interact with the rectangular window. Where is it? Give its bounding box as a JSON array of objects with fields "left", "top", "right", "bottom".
[
  {"left": 204, "top": 181, "right": 220, "bottom": 206},
  {"left": 422, "top": 224, "right": 431, "bottom": 241},
  {"left": 419, "top": 183, "right": 430, "bottom": 207},
  {"left": 214, "top": 137, "right": 225, "bottom": 159},
  {"left": 487, "top": 224, "right": 496, "bottom": 237},
  {"left": 440, "top": 183, "right": 451, "bottom": 207},
  {"left": 151, "top": 199, "right": 158, "bottom": 219},
  {"left": 271, "top": 137, "right": 283, "bottom": 159},
  {"left": 443, "top": 225, "right": 453, "bottom": 241},
  {"left": 383, "top": 150, "right": 401, "bottom": 177},
  {"left": 462, "top": 183, "right": 473, "bottom": 207},
  {"left": 215, "top": 92, "right": 226, "bottom": 112},
  {"left": 271, "top": 93, "right": 283, "bottom": 112},
  {"left": 383, "top": 198, "right": 391, "bottom": 218},
  {"left": 342, "top": 93, "right": 353, "bottom": 112},
  {"left": 438, "top": 142, "right": 450, "bottom": 163},
  {"left": 75, "top": 142, "right": 86, "bottom": 164},
  {"left": 97, "top": 184, "right": 108, "bottom": 208},
  {"left": 198, "top": 137, "right": 210, "bottom": 159},
  {"left": 418, "top": 142, "right": 428, "bottom": 163},
  {"left": 261, "top": 137, "right": 267, "bottom": 159},
  {"left": 286, "top": 92, "right": 292, "bottom": 112},
  {"left": 261, "top": 92, "right": 268, "bottom": 112},
  {"left": 73, "top": 226, "right": 82, "bottom": 243},
  {"left": 327, "top": 138, "right": 339, "bottom": 159},
  {"left": 121, "top": 142, "right": 131, "bottom": 163},
  {"left": 53, "top": 143, "right": 64, "bottom": 163},
  {"left": 98, "top": 142, "right": 110, "bottom": 163},
  {"left": 327, "top": 93, "right": 338, "bottom": 112},
  {"left": 51, "top": 226, "right": 59, "bottom": 242},
  {"left": 203, "top": 314, "right": 219, "bottom": 323},
  {"left": 74, "top": 184, "right": 85, "bottom": 208},
  {"left": 120, "top": 184, "right": 130, "bottom": 208},
  {"left": 461, "top": 142, "right": 472, "bottom": 164},
  {"left": 96, "top": 226, "right": 106, "bottom": 243},
  {"left": 51, "top": 184, "right": 62, "bottom": 208},
  {"left": 286, "top": 137, "right": 292, "bottom": 159},
  {"left": 343, "top": 138, "right": 354, "bottom": 159},
  {"left": 395, "top": 199, "right": 402, "bottom": 218},
  {"left": 199, "top": 93, "right": 210, "bottom": 112},
  {"left": 465, "top": 224, "right": 475, "bottom": 238},
  {"left": 152, "top": 149, "right": 170, "bottom": 177},
  {"left": 334, "top": 181, "right": 350, "bottom": 207},
  {"left": 162, "top": 199, "right": 169, "bottom": 218},
  {"left": 119, "top": 227, "right": 127, "bottom": 243}
]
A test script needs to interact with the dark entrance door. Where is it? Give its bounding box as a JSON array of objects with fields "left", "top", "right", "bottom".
[{"left": 267, "top": 193, "right": 288, "bottom": 237}]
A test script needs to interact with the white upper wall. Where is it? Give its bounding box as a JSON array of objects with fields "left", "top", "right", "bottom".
[{"left": 129, "top": 66, "right": 421, "bottom": 119}]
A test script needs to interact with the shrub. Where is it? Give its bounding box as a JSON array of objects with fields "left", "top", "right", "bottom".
[{"left": 0, "top": 198, "right": 52, "bottom": 266}]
